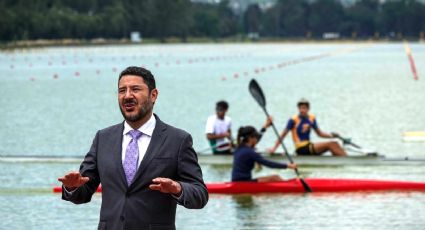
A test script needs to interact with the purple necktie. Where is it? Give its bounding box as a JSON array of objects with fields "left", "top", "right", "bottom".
[{"left": 123, "top": 130, "right": 143, "bottom": 186}]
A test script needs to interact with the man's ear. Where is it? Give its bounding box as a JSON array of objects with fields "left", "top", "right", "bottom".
[{"left": 150, "top": 88, "right": 159, "bottom": 103}]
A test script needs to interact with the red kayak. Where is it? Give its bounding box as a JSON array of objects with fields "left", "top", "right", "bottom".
[
  {"left": 207, "top": 178, "right": 425, "bottom": 194},
  {"left": 53, "top": 178, "right": 425, "bottom": 194}
]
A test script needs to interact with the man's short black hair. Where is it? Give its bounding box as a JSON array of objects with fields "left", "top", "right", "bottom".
[
  {"left": 119, "top": 66, "right": 156, "bottom": 91},
  {"left": 216, "top": 100, "right": 229, "bottom": 111}
]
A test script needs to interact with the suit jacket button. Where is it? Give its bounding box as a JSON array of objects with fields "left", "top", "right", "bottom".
[{"left": 120, "top": 216, "right": 125, "bottom": 221}]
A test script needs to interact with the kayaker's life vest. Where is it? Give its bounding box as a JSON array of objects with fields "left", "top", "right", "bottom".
[{"left": 286, "top": 114, "right": 318, "bottom": 149}]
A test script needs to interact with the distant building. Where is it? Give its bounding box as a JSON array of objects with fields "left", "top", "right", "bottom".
[
  {"left": 130, "top": 32, "right": 142, "bottom": 43},
  {"left": 322, "top": 32, "right": 340, "bottom": 40},
  {"left": 191, "top": 0, "right": 221, "bottom": 3},
  {"left": 191, "top": 0, "right": 277, "bottom": 14},
  {"left": 247, "top": 32, "right": 260, "bottom": 40}
]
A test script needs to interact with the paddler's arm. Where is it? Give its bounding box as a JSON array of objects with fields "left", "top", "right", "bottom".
[
  {"left": 257, "top": 116, "right": 273, "bottom": 141},
  {"left": 261, "top": 116, "right": 272, "bottom": 133},
  {"left": 315, "top": 128, "right": 338, "bottom": 138},
  {"left": 206, "top": 132, "right": 231, "bottom": 140},
  {"left": 253, "top": 152, "right": 297, "bottom": 169},
  {"left": 228, "top": 129, "right": 235, "bottom": 147}
]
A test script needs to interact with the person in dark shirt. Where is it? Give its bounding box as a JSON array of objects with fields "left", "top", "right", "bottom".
[{"left": 231, "top": 117, "right": 297, "bottom": 182}]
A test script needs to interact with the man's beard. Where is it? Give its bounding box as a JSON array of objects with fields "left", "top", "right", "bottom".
[{"left": 120, "top": 98, "right": 153, "bottom": 122}]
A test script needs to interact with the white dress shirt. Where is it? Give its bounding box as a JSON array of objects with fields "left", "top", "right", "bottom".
[{"left": 122, "top": 114, "right": 156, "bottom": 169}]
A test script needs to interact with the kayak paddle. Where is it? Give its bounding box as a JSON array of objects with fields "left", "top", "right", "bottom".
[
  {"left": 331, "top": 133, "right": 362, "bottom": 149},
  {"left": 332, "top": 133, "right": 379, "bottom": 156},
  {"left": 197, "top": 141, "right": 234, "bottom": 154},
  {"left": 248, "top": 79, "right": 312, "bottom": 193}
]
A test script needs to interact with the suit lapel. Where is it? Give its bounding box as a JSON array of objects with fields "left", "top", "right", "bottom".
[
  {"left": 130, "top": 115, "right": 167, "bottom": 189},
  {"left": 111, "top": 122, "right": 127, "bottom": 186}
]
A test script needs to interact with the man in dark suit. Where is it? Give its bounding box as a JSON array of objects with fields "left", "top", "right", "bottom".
[{"left": 58, "top": 66, "right": 208, "bottom": 230}]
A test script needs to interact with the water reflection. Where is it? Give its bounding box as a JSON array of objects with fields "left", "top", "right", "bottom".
[
  {"left": 232, "top": 195, "right": 260, "bottom": 229},
  {"left": 232, "top": 195, "right": 256, "bottom": 209}
]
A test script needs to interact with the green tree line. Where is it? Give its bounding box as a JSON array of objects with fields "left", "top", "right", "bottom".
[{"left": 1, "top": 0, "right": 424, "bottom": 41}]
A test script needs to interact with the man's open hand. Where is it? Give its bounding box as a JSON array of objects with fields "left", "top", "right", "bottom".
[
  {"left": 58, "top": 171, "right": 89, "bottom": 190},
  {"left": 149, "top": 177, "right": 182, "bottom": 196}
]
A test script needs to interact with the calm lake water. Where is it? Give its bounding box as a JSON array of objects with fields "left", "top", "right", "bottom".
[{"left": 1, "top": 42, "right": 424, "bottom": 229}]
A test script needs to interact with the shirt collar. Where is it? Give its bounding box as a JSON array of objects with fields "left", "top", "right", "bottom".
[{"left": 123, "top": 114, "right": 156, "bottom": 137}]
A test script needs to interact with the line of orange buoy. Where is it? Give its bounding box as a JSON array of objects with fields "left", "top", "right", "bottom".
[
  {"left": 2, "top": 45, "right": 365, "bottom": 82},
  {"left": 3, "top": 52, "right": 250, "bottom": 81},
  {"left": 220, "top": 45, "right": 370, "bottom": 81},
  {"left": 5, "top": 53, "right": 249, "bottom": 70},
  {"left": 403, "top": 41, "right": 419, "bottom": 81}
]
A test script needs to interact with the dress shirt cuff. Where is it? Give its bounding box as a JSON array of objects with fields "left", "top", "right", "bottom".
[
  {"left": 171, "top": 182, "right": 184, "bottom": 203},
  {"left": 63, "top": 186, "right": 78, "bottom": 196}
]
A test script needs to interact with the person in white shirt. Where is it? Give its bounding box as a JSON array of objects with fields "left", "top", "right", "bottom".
[{"left": 205, "top": 100, "right": 233, "bottom": 154}]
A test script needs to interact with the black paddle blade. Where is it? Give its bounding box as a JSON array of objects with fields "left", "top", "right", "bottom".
[
  {"left": 300, "top": 178, "right": 313, "bottom": 193},
  {"left": 249, "top": 79, "right": 266, "bottom": 107}
]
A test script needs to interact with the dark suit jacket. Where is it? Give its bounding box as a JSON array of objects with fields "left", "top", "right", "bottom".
[{"left": 62, "top": 115, "right": 208, "bottom": 230}]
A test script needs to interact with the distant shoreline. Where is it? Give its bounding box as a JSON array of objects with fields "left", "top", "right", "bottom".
[{"left": 1, "top": 37, "right": 424, "bottom": 50}]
